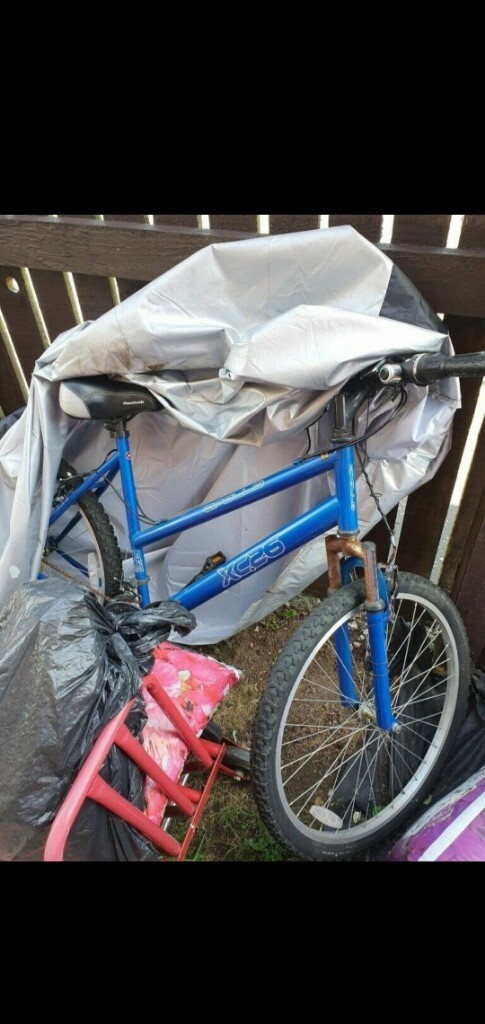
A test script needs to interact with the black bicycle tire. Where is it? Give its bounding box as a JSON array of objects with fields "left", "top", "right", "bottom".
[
  {"left": 45, "top": 459, "right": 123, "bottom": 598},
  {"left": 251, "top": 573, "right": 470, "bottom": 861}
]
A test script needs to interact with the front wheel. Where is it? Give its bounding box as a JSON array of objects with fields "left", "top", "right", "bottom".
[{"left": 251, "top": 573, "right": 470, "bottom": 860}]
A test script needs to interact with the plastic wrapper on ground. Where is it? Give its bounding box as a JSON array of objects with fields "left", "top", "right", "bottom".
[
  {"left": 141, "top": 642, "right": 240, "bottom": 824},
  {"left": 389, "top": 766, "right": 485, "bottom": 862}
]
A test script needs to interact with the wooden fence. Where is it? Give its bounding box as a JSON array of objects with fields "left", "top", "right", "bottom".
[{"left": 0, "top": 213, "right": 484, "bottom": 666}]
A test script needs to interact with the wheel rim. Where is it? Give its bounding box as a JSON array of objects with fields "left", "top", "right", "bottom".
[
  {"left": 275, "top": 589, "right": 460, "bottom": 846},
  {"left": 42, "top": 505, "right": 106, "bottom": 592}
]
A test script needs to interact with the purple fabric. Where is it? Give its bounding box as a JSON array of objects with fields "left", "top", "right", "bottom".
[{"left": 389, "top": 768, "right": 485, "bottom": 861}]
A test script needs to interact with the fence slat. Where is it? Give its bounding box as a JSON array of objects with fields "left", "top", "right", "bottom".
[
  {"left": 209, "top": 215, "right": 258, "bottom": 233},
  {"left": 391, "top": 215, "right": 452, "bottom": 247},
  {"left": 395, "top": 316, "right": 485, "bottom": 580},
  {"left": 0, "top": 265, "right": 46, "bottom": 376},
  {"left": 28, "top": 270, "right": 77, "bottom": 341},
  {"left": 459, "top": 215, "right": 485, "bottom": 248},
  {"left": 328, "top": 215, "right": 383, "bottom": 242},
  {"left": 269, "top": 215, "right": 320, "bottom": 234}
]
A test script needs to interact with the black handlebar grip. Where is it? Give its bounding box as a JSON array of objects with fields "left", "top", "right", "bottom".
[
  {"left": 442, "top": 352, "right": 485, "bottom": 379},
  {"left": 401, "top": 351, "right": 485, "bottom": 384}
]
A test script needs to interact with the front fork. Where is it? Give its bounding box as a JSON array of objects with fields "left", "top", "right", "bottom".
[{"left": 325, "top": 535, "right": 398, "bottom": 732}]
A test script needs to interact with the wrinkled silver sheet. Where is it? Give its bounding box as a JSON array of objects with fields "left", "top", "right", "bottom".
[{"left": 0, "top": 227, "right": 458, "bottom": 642}]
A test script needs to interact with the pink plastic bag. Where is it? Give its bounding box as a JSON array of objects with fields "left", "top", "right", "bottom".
[
  {"left": 141, "top": 642, "right": 240, "bottom": 824},
  {"left": 389, "top": 766, "right": 485, "bottom": 861}
]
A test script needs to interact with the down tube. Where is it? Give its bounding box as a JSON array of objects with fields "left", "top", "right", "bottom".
[{"left": 172, "top": 496, "right": 340, "bottom": 611}]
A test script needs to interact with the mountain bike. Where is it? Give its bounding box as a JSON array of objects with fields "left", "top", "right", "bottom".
[{"left": 44, "top": 349, "right": 485, "bottom": 859}]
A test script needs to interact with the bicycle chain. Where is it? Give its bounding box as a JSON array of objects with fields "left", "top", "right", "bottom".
[
  {"left": 40, "top": 554, "right": 137, "bottom": 604},
  {"left": 40, "top": 554, "right": 111, "bottom": 601}
]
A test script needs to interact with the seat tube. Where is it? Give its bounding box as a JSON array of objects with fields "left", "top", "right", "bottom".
[{"left": 115, "top": 425, "right": 150, "bottom": 606}]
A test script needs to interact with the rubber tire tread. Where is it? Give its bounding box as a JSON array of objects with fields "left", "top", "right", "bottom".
[{"left": 52, "top": 459, "right": 123, "bottom": 598}]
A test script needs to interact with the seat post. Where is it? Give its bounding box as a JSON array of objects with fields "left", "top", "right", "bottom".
[{"left": 106, "top": 418, "right": 150, "bottom": 606}]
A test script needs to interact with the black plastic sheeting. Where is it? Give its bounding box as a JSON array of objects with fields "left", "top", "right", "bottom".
[
  {"left": 0, "top": 578, "right": 195, "bottom": 861},
  {"left": 379, "top": 264, "right": 445, "bottom": 333},
  {"left": 431, "top": 673, "right": 485, "bottom": 795}
]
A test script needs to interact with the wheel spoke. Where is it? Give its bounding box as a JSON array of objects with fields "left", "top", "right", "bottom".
[
  {"left": 399, "top": 709, "right": 442, "bottom": 724},
  {"left": 281, "top": 721, "right": 362, "bottom": 775},
  {"left": 296, "top": 723, "right": 377, "bottom": 803},
  {"left": 293, "top": 697, "right": 344, "bottom": 704},
  {"left": 330, "top": 732, "right": 380, "bottom": 825},
  {"left": 300, "top": 676, "right": 340, "bottom": 697},
  {"left": 387, "top": 602, "right": 421, "bottom": 669},
  {"left": 386, "top": 734, "right": 423, "bottom": 782},
  {"left": 399, "top": 633, "right": 446, "bottom": 687},
  {"left": 393, "top": 653, "right": 448, "bottom": 693},
  {"left": 350, "top": 732, "right": 390, "bottom": 821},
  {"left": 395, "top": 653, "right": 451, "bottom": 716},
  {"left": 282, "top": 726, "right": 355, "bottom": 748},
  {"left": 311, "top": 654, "right": 348, "bottom": 693},
  {"left": 329, "top": 640, "right": 365, "bottom": 700},
  {"left": 290, "top": 726, "right": 363, "bottom": 817}
]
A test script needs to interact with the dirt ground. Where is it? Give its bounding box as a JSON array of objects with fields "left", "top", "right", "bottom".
[{"left": 182, "top": 591, "right": 321, "bottom": 861}]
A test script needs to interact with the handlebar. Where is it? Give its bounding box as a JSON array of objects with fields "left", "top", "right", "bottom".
[{"left": 378, "top": 351, "right": 485, "bottom": 386}]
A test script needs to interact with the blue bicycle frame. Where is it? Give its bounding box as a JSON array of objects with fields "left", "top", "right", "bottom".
[{"left": 48, "top": 429, "right": 396, "bottom": 731}]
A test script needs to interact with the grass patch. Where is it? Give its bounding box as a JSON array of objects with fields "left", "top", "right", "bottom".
[
  {"left": 186, "top": 785, "right": 291, "bottom": 862},
  {"left": 177, "top": 592, "right": 321, "bottom": 861}
]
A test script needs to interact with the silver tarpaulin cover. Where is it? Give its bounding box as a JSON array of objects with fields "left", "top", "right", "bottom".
[{"left": 0, "top": 227, "right": 459, "bottom": 642}]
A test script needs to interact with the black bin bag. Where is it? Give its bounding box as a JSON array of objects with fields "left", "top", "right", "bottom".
[{"left": 0, "top": 577, "right": 195, "bottom": 861}]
